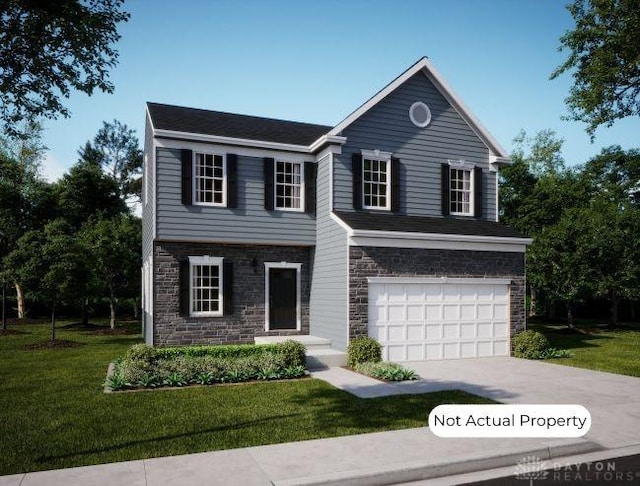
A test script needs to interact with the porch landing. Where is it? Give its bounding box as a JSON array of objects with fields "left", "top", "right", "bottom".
[{"left": 254, "top": 335, "right": 347, "bottom": 370}]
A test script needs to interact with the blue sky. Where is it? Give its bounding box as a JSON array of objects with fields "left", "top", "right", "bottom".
[{"left": 40, "top": 0, "right": 640, "bottom": 181}]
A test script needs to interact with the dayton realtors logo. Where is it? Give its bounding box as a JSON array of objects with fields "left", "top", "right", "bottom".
[
  {"left": 515, "top": 456, "right": 548, "bottom": 486},
  {"left": 514, "top": 455, "right": 640, "bottom": 484}
]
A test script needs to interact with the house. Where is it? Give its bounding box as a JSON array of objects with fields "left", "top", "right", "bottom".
[{"left": 141, "top": 57, "right": 531, "bottom": 361}]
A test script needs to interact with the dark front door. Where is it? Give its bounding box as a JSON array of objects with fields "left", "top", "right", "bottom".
[{"left": 269, "top": 268, "right": 297, "bottom": 330}]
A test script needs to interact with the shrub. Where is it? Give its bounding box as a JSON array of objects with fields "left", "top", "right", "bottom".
[
  {"left": 125, "top": 343, "right": 158, "bottom": 362},
  {"left": 155, "top": 344, "right": 280, "bottom": 360},
  {"left": 354, "top": 361, "right": 418, "bottom": 381},
  {"left": 513, "top": 330, "right": 550, "bottom": 359},
  {"left": 347, "top": 337, "right": 382, "bottom": 367},
  {"left": 539, "top": 347, "right": 573, "bottom": 359},
  {"left": 277, "top": 340, "right": 306, "bottom": 368}
]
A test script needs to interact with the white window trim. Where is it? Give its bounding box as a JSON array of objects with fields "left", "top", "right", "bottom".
[
  {"left": 447, "top": 160, "right": 474, "bottom": 216},
  {"left": 193, "top": 151, "right": 227, "bottom": 207},
  {"left": 264, "top": 262, "right": 302, "bottom": 332},
  {"left": 274, "top": 159, "right": 305, "bottom": 212},
  {"left": 361, "top": 149, "right": 392, "bottom": 211},
  {"left": 189, "top": 255, "right": 224, "bottom": 317}
]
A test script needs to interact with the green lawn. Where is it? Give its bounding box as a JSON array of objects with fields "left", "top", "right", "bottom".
[
  {"left": 530, "top": 320, "right": 640, "bottom": 377},
  {"left": 0, "top": 320, "right": 493, "bottom": 475}
]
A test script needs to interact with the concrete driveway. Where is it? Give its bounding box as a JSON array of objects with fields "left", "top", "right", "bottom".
[{"left": 334, "top": 357, "right": 640, "bottom": 450}]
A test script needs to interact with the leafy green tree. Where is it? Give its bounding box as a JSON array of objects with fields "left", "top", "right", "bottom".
[
  {"left": 55, "top": 159, "right": 127, "bottom": 228},
  {"left": 81, "top": 215, "right": 141, "bottom": 329},
  {"left": 3, "top": 220, "right": 91, "bottom": 340},
  {"left": 0, "top": 0, "right": 130, "bottom": 138},
  {"left": 551, "top": 0, "right": 640, "bottom": 138},
  {"left": 0, "top": 124, "right": 55, "bottom": 317},
  {"left": 79, "top": 120, "right": 143, "bottom": 204}
]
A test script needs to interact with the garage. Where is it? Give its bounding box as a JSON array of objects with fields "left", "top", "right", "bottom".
[{"left": 368, "top": 278, "right": 511, "bottom": 361}]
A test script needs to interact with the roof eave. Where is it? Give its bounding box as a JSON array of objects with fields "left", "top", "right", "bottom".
[{"left": 153, "top": 128, "right": 312, "bottom": 153}]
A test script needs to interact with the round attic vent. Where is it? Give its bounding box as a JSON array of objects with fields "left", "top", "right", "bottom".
[{"left": 409, "top": 101, "right": 432, "bottom": 128}]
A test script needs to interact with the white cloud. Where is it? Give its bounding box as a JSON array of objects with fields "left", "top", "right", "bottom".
[{"left": 40, "top": 151, "right": 68, "bottom": 183}]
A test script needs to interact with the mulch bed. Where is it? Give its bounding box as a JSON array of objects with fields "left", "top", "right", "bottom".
[{"left": 22, "top": 340, "right": 85, "bottom": 350}]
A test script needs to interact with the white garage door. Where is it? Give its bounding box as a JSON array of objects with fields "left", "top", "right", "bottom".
[{"left": 368, "top": 278, "right": 511, "bottom": 361}]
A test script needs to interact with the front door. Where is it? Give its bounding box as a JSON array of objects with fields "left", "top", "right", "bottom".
[{"left": 268, "top": 268, "right": 297, "bottom": 330}]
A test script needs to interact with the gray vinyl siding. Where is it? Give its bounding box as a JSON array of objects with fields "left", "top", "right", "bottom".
[
  {"left": 310, "top": 153, "right": 349, "bottom": 351},
  {"left": 334, "top": 72, "right": 497, "bottom": 221},
  {"left": 142, "top": 114, "right": 155, "bottom": 261},
  {"left": 155, "top": 148, "right": 316, "bottom": 244}
]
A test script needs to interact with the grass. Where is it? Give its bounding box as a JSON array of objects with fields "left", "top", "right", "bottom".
[
  {"left": 0, "top": 319, "right": 494, "bottom": 475},
  {"left": 529, "top": 320, "right": 640, "bottom": 377}
]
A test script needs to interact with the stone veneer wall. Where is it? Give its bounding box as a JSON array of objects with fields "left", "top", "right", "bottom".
[
  {"left": 349, "top": 247, "right": 526, "bottom": 347},
  {"left": 154, "top": 241, "right": 311, "bottom": 346}
]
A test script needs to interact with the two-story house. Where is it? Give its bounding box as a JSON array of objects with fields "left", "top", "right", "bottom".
[{"left": 142, "top": 57, "right": 530, "bottom": 361}]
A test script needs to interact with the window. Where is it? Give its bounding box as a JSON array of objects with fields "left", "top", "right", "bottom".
[
  {"left": 450, "top": 168, "right": 472, "bottom": 215},
  {"left": 363, "top": 157, "right": 390, "bottom": 209},
  {"left": 194, "top": 152, "right": 225, "bottom": 205},
  {"left": 275, "top": 161, "right": 303, "bottom": 210},
  {"left": 189, "top": 256, "right": 223, "bottom": 316}
]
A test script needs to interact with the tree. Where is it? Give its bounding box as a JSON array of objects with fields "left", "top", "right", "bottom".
[
  {"left": 528, "top": 209, "right": 593, "bottom": 327},
  {"left": 0, "top": 124, "right": 55, "bottom": 317},
  {"left": 55, "top": 159, "right": 127, "bottom": 228},
  {"left": 0, "top": 0, "right": 130, "bottom": 138},
  {"left": 79, "top": 120, "right": 143, "bottom": 204},
  {"left": 3, "top": 220, "right": 91, "bottom": 340},
  {"left": 81, "top": 214, "right": 141, "bottom": 329},
  {"left": 551, "top": 0, "right": 640, "bottom": 138}
]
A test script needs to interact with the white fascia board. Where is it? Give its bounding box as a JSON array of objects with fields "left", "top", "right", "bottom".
[
  {"left": 145, "top": 104, "right": 155, "bottom": 131},
  {"left": 368, "top": 276, "right": 513, "bottom": 286},
  {"left": 349, "top": 235, "right": 528, "bottom": 253},
  {"left": 329, "top": 212, "right": 354, "bottom": 233},
  {"left": 309, "top": 134, "right": 347, "bottom": 153},
  {"left": 155, "top": 138, "right": 310, "bottom": 162},
  {"left": 154, "top": 128, "right": 311, "bottom": 154},
  {"left": 490, "top": 155, "right": 512, "bottom": 168},
  {"left": 349, "top": 229, "right": 531, "bottom": 253}
]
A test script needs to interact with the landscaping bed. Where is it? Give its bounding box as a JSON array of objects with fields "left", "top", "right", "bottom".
[{"left": 106, "top": 341, "right": 307, "bottom": 391}]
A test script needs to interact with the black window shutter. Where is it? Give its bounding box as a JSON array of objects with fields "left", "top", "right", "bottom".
[
  {"left": 181, "top": 149, "right": 193, "bottom": 205},
  {"left": 390, "top": 157, "right": 401, "bottom": 212},
  {"left": 352, "top": 153, "right": 363, "bottom": 210},
  {"left": 474, "top": 166, "right": 483, "bottom": 218},
  {"left": 441, "top": 163, "right": 450, "bottom": 216},
  {"left": 264, "top": 157, "right": 274, "bottom": 210},
  {"left": 179, "top": 260, "right": 190, "bottom": 316},
  {"left": 304, "top": 162, "right": 316, "bottom": 214},
  {"left": 223, "top": 261, "right": 233, "bottom": 315},
  {"left": 226, "top": 154, "right": 238, "bottom": 208}
]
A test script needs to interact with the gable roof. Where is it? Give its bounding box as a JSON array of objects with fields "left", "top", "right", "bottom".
[
  {"left": 334, "top": 211, "right": 525, "bottom": 239},
  {"left": 328, "top": 57, "right": 509, "bottom": 159},
  {"left": 147, "top": 102, "right": 331, "bottom": 147}
]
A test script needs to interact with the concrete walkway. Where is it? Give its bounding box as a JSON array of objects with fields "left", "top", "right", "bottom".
[{"left": 2, "top": 358, "right": 639, "bottom": 485}]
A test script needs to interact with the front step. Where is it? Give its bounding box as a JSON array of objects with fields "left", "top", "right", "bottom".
[
  {"left": 254, "top": 335, "right": 347, "bottom": 369},
  {"left": 306, "top": 348, "right": 347, "bottom": 370}
]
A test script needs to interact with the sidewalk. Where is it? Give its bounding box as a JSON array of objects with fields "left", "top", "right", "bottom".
[{"left": 3, "top": 359, "right": 638, "bottom": 486}]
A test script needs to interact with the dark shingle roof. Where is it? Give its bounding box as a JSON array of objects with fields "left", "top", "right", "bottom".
[
  {"left": 334, "top": 211, "right": 525, "bottom": 238},
  {"left": 147, "top": 102, "right": 331, "bottom": 146}
]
